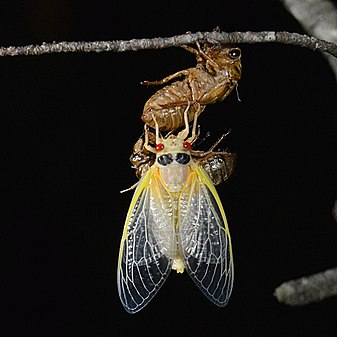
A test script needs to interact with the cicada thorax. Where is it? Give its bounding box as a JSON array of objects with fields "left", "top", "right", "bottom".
[
  {"left": 155, "top": 152, "right": 192, "bottom": 193},
  {"left": 203, "top": 44, "right": 242, "bottom": 83},
  {"left": 142, "top": 76, "right": 206, "bottom": 132},
  {"left": 141, "top": 43, "right": 242, "bottom": 132},
  {"left": 130, "top": 131, "right": 236, "bottom": 186}
]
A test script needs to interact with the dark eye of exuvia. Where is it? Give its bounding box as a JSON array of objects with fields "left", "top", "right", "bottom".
[
  {"left": 157, "top": 154, "right": 174, "bottom": 166},
  {"left": 229, "top": 48, "right": 241, "bottom": 59},
  {"left": 175, "top": 153, "right": 190, "bottom": 165}
]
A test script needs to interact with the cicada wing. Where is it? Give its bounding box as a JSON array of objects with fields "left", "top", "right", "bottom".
[
  {"left": 178, "top": 166, "right": 234, "bottom": 307},
  {"left": 117, "top": 168, "right": 176, "bottom": 313}
]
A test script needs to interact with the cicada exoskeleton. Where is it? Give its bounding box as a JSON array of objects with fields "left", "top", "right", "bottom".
[
  {"left": 129, "top": 135, "right": 155, "bottom": 179},
  {"left": 192, "top": 132, "right": 236, "bottom": 186},
  {"left": 141, "top": 42, "right": 242, "bottom": 131}
]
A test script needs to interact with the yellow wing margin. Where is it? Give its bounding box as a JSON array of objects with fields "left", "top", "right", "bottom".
[{"left": 117, "top": 168, "right": 174, "bottom": 313}]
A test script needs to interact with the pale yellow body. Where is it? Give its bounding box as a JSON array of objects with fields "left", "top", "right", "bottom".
[{"left": 117, "top": 108, "right": 234, "bottom": 313}]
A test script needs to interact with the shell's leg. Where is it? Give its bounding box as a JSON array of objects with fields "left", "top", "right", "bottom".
[
  {"left": 144, "top": 123, "right": 157, "bottom": 153},
  {"left": 181, "top": 44, "right": 203, "bottom": 63},
  {"left": 195, "top": 43, "right": 221, "bottom": 73},
  {"left": 190, "top": 104, "right": 200, "bottom": 140},
  {"left": 177, "top": 101, "right": 191, "bottom": 140},
  {"left": 185, "top": 103, "right": 200, "bottom": 143},
  {"left": 206, "top": 130, "right": 231, "bottom": 152},
  {"left": 152, "top": 113, "right": 161, "bottom": 145},
  {"left": 190, "top": 130, "right": 231, "bottom": 158},
  {"left": 141, "top": 69, "right": 190, "bottom": 86}
]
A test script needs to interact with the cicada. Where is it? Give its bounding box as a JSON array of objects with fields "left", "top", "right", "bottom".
[
  {"left": 141, "top": 42, "right": 242, "bottom": 131},
  {"left": 118, "top": 110, "right": 233, "bottom": 313}
]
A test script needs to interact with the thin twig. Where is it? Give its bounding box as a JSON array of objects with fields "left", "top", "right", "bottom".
[
  {"left": 274, "top": 267, "right": 337, "bottom": 305},
  {"left": 274, "top": 3, "right": 337, "bottom": 307},
  {"left": 333, "top": 199, "right": 337, "bottom": 222},
  {"left": 0, "top": 31, "right": 336, "bottom": 58},
  {"left": 273, "top": 198, "right": 337, "bottom": 306}
]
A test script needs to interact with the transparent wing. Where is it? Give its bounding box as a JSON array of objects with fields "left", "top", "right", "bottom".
[
  {"left": 117, "top": 168, "right": 176, "bottom": 313},
  {"left": 178, "top": 165, "right": 234, "bottom": 307}
]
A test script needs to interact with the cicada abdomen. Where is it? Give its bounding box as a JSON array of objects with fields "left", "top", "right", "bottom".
[{"left": 141, "top": 42, "right": 242, "bottom": 131}]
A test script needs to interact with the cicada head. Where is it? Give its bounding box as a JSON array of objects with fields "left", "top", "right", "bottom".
[
  {"left": 154, "top": 134, "right": 193, "bottom": 156},
  {"left": 142, "top": 105, "right": 198, "bottom": 192},
  {"left": 145, "top": 102, "right": 199, "bottom": 156},
  {"left": 203, "top": 44, "right": 242, "bottom": 81}
]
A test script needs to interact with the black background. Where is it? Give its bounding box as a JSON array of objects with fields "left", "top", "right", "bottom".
[{"left": 2, "top": 1, "right": 337, "bottom": 336}]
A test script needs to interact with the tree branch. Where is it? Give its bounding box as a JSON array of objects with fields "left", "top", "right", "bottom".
[
  {"left": 333, "top": 199, "right": 337, "bottom": 222},
  {"left": 273, "top": 2, "right": 337, "bottom": 306},
  {"left": 0, "top": 31, "right": 336, "bottom": 58},
  {"left": 274, "top": 267, "right": 337, "bottom": 305},
  {"left": 275, "top": 200, "right": 337, "bottom": 306},
  {"left": 280, "top": 0, "right": 337, "bottom": 77}
]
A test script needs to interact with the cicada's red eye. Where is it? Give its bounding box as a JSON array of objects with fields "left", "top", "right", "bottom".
[
  {"left": 155, "top": 143, "right": 164, "bottom": 152},
  {"left": 182, "top": 141, "right": 192, "bottom": 150}
]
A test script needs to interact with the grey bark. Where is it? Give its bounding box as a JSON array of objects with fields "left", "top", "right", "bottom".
[
  {"left": 0, "top": 31, "right": 336, "bottom": 58},
  {"left": 281, "top": 0, "right": 337, "bottom": 77},
  {"left": 274, "top": 267, "right": 337, "bottom": 305}
]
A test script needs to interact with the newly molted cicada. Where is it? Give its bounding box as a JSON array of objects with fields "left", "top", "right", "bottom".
[
  {"left": 141, "top": 42, "right": 242, "bottom": 131},
  {"left": 118, "top": 110, "right": 233, "bottom": 313},
  {"left": 130, "top": 131, "right": 236, "bottom": 184}
]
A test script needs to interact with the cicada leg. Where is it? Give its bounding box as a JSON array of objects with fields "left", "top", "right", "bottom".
[
  {"left": 144, "top": 123, "right": 157, "bottom": 154},
  {"left": 189, "top": 103, "right": 200, "bottom": 142},
  {"left": 181, "top": 43, "right": 204, "bottom": 63},
  {"left": 191, "top": 130, "right": 231, "bottom": 158},
  {"left": 179, "top": 102, "right": 200, "bottom": 143},
  {"left": 176, "top": 100, "right": 192, "bottom": 140},
  {"left": 141, "top": 69, "right": 190, "bottom": 86}
]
